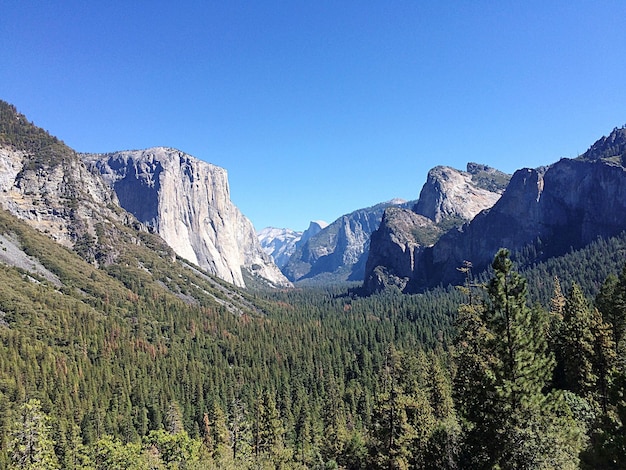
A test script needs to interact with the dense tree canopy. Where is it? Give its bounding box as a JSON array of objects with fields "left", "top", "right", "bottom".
[{"left": 1, "top": 201, "right": 626, "bottom": 467}]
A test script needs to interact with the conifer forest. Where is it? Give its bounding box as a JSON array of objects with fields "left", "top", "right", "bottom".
[
  {"left": 1, "top": 99, "right": 626, "bottom": 469},
  {"left": 2, "top": 199, "right": 626, "bottom": 469}
]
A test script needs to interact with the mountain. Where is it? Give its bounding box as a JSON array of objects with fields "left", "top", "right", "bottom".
[
  {"left": 0, "top": 100, "right": 289, "bottom": 288},
  {"left": 82, "top": 148, "right": 291, "bottom": 288},
  {"left": 413, "top": 163, "right": 509, "bottom": 224},
  {"left": 284, "top": 164, "right": 509, "bottom": 287},
  {"left": 283, "top": 199, "right": 413, "bottom": 284},
  {"left": 364, "top": 126, "right": 626, "bottom": 293},
  {"left": 364, "top": 164, "right": 510, "bottom": 293},
  {"left": 0, "top": 101, "right": 133, "bottom": 266},
  {"left": 257, "top": 220, "right": 327, "bottom": 268}
]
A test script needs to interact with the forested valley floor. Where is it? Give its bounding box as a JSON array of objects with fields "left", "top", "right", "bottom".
[{"left": 2, "top": 213, "right": 626, "bottom": 469}]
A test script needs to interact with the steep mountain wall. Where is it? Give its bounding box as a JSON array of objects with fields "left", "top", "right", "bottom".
[
  {"left": 283, "top": 200, "right": 411, "bottom": 283},
  {"left": 0, "top": 102, "right": 125, "bottom": 264},
  {"left": 364, "top": 164, "right": 508, "bottom": 293},
  {"left": 83, "top": 148, "right": 291, "bottom": 288},
  {"left": 364, "top": 127, "right": 626, "bottom": 293},
  {"left": 363, "top": 207, "right": 439, "bottom": 292},
  {"left": 427, "top": 157, "right": 626, "bottom": 288}
]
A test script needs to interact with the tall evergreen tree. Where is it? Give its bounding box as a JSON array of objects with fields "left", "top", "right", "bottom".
[
  {"left": 596, "top": 267, "right": 626, "bottom": 360},
  {"left": 560, "top": 283, "right": 598, "bottom": 397},
  {"left": 8, "top": 399, "right": 60, "bottom": 470},
  {"left": 369, "top": 346, "right": 436, "bottom": 470},
  {"left": 455, "top": 249, "right": 583, "bottom": 469}
]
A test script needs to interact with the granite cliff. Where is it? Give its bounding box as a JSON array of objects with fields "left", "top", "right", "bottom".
[
  {"left": 0, "top": 101, "right": 290, "bottom": 288},
  {"left": 283, "top": 200, "right": 412, "bottom": 284},
  {"left": 364, "top": 126, "right": 626, "bottom": 293},
  {"left": 0, "top": 101, "right": 129, "bottom": 265},
  {"left": 364, "top": 164, "right": 509, "bottom": 293},
  {"left": 83, "top": 148, "right": 291, "bottom": 288}
]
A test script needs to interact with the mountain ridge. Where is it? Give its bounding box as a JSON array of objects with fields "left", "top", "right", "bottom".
[
  {"left": 364, "top": 126, "right": 626, "bottom": 293},
  {"left": 0, "top": 100, "right": 290, "bottom": 288}
]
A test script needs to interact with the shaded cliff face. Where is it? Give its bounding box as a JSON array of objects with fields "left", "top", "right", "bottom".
[
  {"left": 365, "top": 126, "right": 626, "bottom": 293},
  {"left": 426, "top": 156, "right": 626, "bottom": 288},
  {"left": 83, "top": 148, "right": 291, "bottom": 288},
  {"left": 283, "top": 200, "right": 411, "bottom": 284},
  {"left": 363, "top": 165, "right": 507, "bottom": 293},
  {"left": 363, "top": 207, "right": 440, "bottom": 293}
]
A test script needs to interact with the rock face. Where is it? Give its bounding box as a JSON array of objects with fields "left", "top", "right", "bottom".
[
  {"left": 363, "top": 207, "right": 440, "bottom": 293},
  {"left": 413, "top": 165, "right": 505, "bottom": 223},
  {"left": 365, "top": 126, "right": 626, "bottom": 293},
  {"left": 0, "top": 102, "right": 123, "bottom": 263},
  {"left": 427, "top": 151, "right": 626, "bottom": 288},
  {"left": 283, "top": 200, "right": 413, "bottom": 284},
  {"left": 83, "top": 148, "right": 291, "bottom": 288},
  {"left": 258, "top": 220, "right": 327, "bottom": 269},
  {"left": 364, "top": 164, "right": 509, "bottom": 293}
]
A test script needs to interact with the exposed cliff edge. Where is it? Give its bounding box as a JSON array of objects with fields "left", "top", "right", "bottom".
[
  {"left": 427, "top": 152, "right": 626, "bottom": 289},
  {"left": 364, "top": 164, "right": 509, "bottom": 293},
  {"left": 0, "top": 101, "right": 129, "bottom": 265},
  {"left": 83, "top": 148, "right": 291, "bottom": 288},
  {"left": 364, "top": 127, "right": 626, "bottom": 293},
  {"left": 283, "top": 200, "right": 412, "bottom": 284},
  {"left": 413, "top": 164, "right": 507, "bottom": 223}
]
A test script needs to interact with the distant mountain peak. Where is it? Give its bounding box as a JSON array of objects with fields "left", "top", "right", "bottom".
[{"left": 258, "top": 220, "right": 328, "bottom": 269}]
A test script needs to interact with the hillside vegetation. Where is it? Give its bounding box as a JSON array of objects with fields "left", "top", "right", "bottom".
[
  {"left": 1, "top": 199, "right": 626, "bottom": 468},
  {"left": 1, "top": 101, "right": 626, "bottom": 468}
]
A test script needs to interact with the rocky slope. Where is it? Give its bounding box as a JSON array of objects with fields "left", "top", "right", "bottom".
[
  {"left": 363, "top": 207, "right": 440, "bottom": 292},
  {"left": 0, "top": 101, "right": 130, "bottom": 265},
  {"left": 365, "top": 126, "right": 626, "bottom": 293},
  {"left": 413, "top": 164, "right": 506, "bottom": 223},
  {"left": 283, "top": 200, "right": 412, "bottom": 284},
  {"left": 364, "top": 164, "right": 509, "bottom": 293},
  {"left": 258, "top": 220, "right": 327, "bottom": 269},
  {"left": 83, "top": 148, "right": 291, "bottom": 288}
]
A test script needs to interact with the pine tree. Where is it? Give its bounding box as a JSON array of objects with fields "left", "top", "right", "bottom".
[
  {"left": 596, "top": 267, "right": 626, "bottom": 359},
  {"left": 369, "top": 346, "right": 436, "bottom": 469},
  {"left": 227, "top": 394, "right": 250, "bottom": 463},
  {"left": 206, "top": 401, "right": 229, "bottom": 460},
  {"left": 8, "top": 399, "right": 60, "bottom": 470},
  {"left": 453, "top": 295, "right": 498, "bottom": 468},
  {"left": 455, "top": 249, "right": 583, "bottom": 469},
  {"left": 560, "top": 283, "right": 597, "bottom": 397},
  {"left": 253, "top": 389, "right": 288, "bottom": 466},
  {"left": 165, "top": 401, "right": 184, "bottom": 435}
]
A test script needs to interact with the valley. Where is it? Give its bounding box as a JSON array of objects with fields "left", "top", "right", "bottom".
[{"left": 1, "top": 100, "right": 626, "bottom": 468}]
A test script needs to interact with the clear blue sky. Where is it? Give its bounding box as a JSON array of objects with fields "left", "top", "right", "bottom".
[{"left": 2, "top": 1, "right": 625, "bottom": 231}]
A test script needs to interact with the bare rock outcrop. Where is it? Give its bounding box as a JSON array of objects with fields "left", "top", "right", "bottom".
[
  {"left": 363, "top": 207, "right": 440, "bottom": 292},
  {"left": 0, "top": 143, "right": 122, "bottom": 260},
  {"left": 413, "top": 165, "right": 504, "bottom": 223},
  {"left": 364, "top": 164, "right": 508, "bottom": 293},
  {"left": 365, "top": 126, "right": 626, "bottom": 293},
  {"left": 83, "top": 148, "right": 291, "bottom": 288}
]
